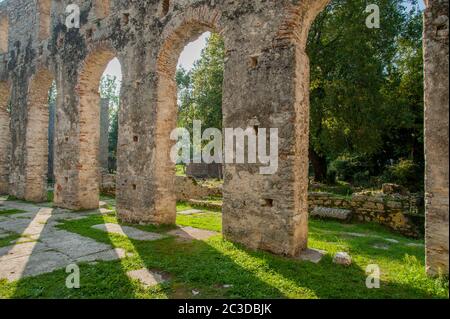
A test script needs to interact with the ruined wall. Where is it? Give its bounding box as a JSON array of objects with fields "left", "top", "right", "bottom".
[
  {"left": 424, "top": 0, "right": 449, "bottom": 276},
  {"left": 0, "top": 0, "right": 447, "bottom": 266}
]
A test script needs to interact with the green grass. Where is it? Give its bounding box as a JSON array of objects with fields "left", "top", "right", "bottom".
[
  {"left": 175, "top": 165, "right": 186, "bottom": 177},
  {"left": 177, "top": 212, "right": 222, "bottom": 232},
  {"left": 0, "top": 208, "right": 26, "bottom": 216},
  {"left": 0, "top": 233, "right": 22, "bottom": 248},
  {"left": 0, "top": 207, "right": 447, "bottom": 299}
]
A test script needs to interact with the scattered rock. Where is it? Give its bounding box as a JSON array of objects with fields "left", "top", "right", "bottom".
[
  {"left": 333, "top": 252, "right": 352, "bottom": 266},
  {"left": 297, "top": 248, "right": 326, "bottom": 264}
]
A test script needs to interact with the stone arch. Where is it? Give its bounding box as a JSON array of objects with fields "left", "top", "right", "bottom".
[
  {"left": 67, "top": 45, "right": 117, "bottom": 209},
  {"left": 37, "top": 0, "right": 52, "bottom": 41},
  {"left": 276, "top": 0, "right": 330, "bottom": 49},
  {"left": 24, "top": 68, "right": 54, "bottom": 202},
  {"left": 0, "top": 81, "right": 11, "bottom": 194},
  {"left": 149, "top": 8, "right": 223, "bottom": 224},
  {"left": 0, "top": 12, "right": 8, "bottom": 54}
]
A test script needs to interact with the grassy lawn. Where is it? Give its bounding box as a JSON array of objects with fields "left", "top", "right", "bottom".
[{"left": 0, "top": 202, "right": 447, "bottom": 299}]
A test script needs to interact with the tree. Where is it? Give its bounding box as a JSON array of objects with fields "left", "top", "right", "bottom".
[
  {"left": 306, "top": 0, "right": 416, "bottom": 182},
  {"left": 176, "top": 33, "right": 225, "bottom": 133},
  {"left": 99, "top": 75, "right": 120, "bottom": 171}
]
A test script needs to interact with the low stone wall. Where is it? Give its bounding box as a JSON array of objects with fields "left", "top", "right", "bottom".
[
  {"left": 308, "top": 191, "right": 424, "bottom": 238},
  {"left": 100, "top": 174, "right": 221, "bottom": 201},
  {"left": 101, "top": 174, "right": 423, "bottom": 237}
]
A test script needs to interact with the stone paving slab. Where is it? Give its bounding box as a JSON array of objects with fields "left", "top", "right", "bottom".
[
  {"left": 91, "top": 223, "right": 165, "bottom": 241},
  {"left": 0, "top": 250, "right": 73, "bottom": 282},
  {"left": 76, "top": 248, "right": 127, "bottom": 263},
  {"left": 167, "top": 226, "right": 219, "bottom": 242},
  {"left": 126, "top": 268, "right": 170, "bottom": 288},
  {"left": 177, "top": 209, "right": 205, "bottom": 215},
  {"left": 40, "top": 230, "right": 113, "bottom": 259},
  {"left": 0, "top": 242, "right": 49, "bottom": 261}
]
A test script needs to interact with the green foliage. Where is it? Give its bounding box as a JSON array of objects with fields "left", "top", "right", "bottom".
[
  {"left": 382, "top": 159, "right": 422, "bottom": 191},
  {"left": 306, "top": 0, "right": 424, "bottom": 188},
  {"left": 99, "top": 75, "right": 121, "bottom": 172},
  {"left": 177, "top": 33, "right": 225, "bottom": 132}
]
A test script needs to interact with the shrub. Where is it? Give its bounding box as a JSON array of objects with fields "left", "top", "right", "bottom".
[{"left": 382, "top": 159, "right": 423, "bottom": 192}]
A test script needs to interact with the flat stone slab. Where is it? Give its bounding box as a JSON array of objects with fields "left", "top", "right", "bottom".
[
  {"left": 127, "top": 268, "right": 170, "bottom": 288},
  {"left": 76, "top": 248, "right": 127, "bottom": 263},
  {"left": 40, "top": 230, "right": 113, "bottom": 259},
  {"left": 177, "top": 209, "right": 204, "bottom": 215},
  {"left": 297, "top": 248, "right": 326, "bottom": 264},
  {"left": 167, "top": 226, "right": 218, "bottom": 241},
  {"left": 310, "top": 207, "right": 352, "bottom": 221},
  {"left": 0, "top": 250, "right": 73, "bottom": 282},
  {"left": 91, "top": 223, "right": 165, "bottom": 241}
]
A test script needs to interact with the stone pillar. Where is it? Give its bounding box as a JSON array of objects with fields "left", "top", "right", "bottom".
[
  {"left": 424, "top": 0, "right": 449, "bottom": 276},
  {"left": 0, "top": 82, "right": 10, "bottom": 194},
  {"left": 99, "top": 97, "right": 110, "bottom": 173},
  {"left": 116, "top": 43, "right": 177, "bottom": 225},
  {"left": 221, "top": 42, "right": 310, "bottom": 257},
  {"left": 54, "top": 47, "right": 115, "bottom": 211}
]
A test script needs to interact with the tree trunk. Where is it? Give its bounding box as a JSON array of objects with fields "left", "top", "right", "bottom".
[{"left": 309, "top": 148, "right": 327, "bottom": 182}]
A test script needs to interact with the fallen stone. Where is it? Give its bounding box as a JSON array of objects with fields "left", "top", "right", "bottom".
[
  {"left": 333, "top": 252, "right": 352, "bottom": 266},
  {"left": 167, "top": 226, "right": 218, "bottom": 242},
  {"left": 310, "top": 207, "right": 352, "bottom": 221},
  {"left": 91, "top": 223, "right": 165, "bottom": 241},
  {"left": 297, "top": 248, "right": 326, "bottom": 264},
  {"left": 127, "top": 268, "right": 169, "bottom": 288}
]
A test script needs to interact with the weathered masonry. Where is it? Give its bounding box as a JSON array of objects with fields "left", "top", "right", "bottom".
[{"left": 0, "top": 0, "right": 447, "bottom": 275}]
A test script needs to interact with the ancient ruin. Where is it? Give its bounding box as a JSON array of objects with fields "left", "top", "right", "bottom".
[{"left": 0, "top": 0, "right": 448, "bottom": 275}]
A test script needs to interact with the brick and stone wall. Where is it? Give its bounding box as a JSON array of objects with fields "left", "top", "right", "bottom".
[
  {"left": 0, "top": 0, "right": 447, "bottom": 272},
  {"left": 423, "top": 0, "right": 449, "bottom": 276}
]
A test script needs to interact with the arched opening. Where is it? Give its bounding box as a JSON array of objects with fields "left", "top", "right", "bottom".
[
  {"left": 24, "top": 69, "right": 54, "bottom": 202},
  {"left": 70, "top": 48, "right": 122, "bottom": 209},
  {"left": 0, "top": 81, "right": 11, "bottom": 194},
  {"left": 0, "top": 12, "right": 8, "bottom": 54},
  {"left": 147, "top": 19, "right": 224, "bottom": 225},
  {"left": 174, "top": 32, "right": 225, "bottom": 226},
  {"left": 37, "top": 0, "right": 52, "bottom": 41}
]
